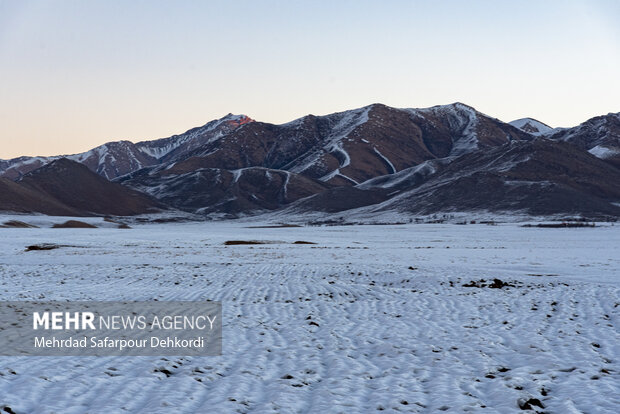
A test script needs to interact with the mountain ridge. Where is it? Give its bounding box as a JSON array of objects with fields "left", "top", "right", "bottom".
[{"left": 2, "top": 103, "right": 620, "bottom": 219}]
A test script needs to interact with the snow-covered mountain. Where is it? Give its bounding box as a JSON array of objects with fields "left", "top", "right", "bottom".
[
  {"left": 2, "top": 104, "right": 620, "bottom": 218},
  {"left": 0, "top": 114, "right": 253, "bottom": 180},
  {"left": 115, "top": 103, "right": 533, "bottom": 214},
  {"left": 363, "top": 139, "right": 620, "bottom": 217},
  {"left": 1, "top": 103, "right": 529, "bottom": 185},
  {"left": 510, "top": 112, "right": 620, "bottom": 166},
  {"left": 282, "top": 139, "right": 620, "bottom": 219},
  {"left": 0, "top": 140, "right": 157, "bottom": 181},
  {"left": 156, "top": 103, "right": 529, "bottom": 186},
  {"left": 509, "top": 118, "right": 554, "bottom": 136},
  {"left": 545, "top": 113, "right": 620, "bottom": 168},
  {"left": 135, "top": 114, "right": 253, "bottom": 163}
]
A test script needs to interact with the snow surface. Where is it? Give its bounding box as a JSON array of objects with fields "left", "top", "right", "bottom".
[{"left": 0, "top": 220, "right": 618, "bottom": 413}]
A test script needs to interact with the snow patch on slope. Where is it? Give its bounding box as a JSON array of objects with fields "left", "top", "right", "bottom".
[
  {"left": 290, "top": 106, "right": 371, "bottom": 178},
  {"left": 588, "top": 145, "right": 619, "bottom": 159},
  {"left": 137, "top": 114, "right": 252, "bottom": 160},
  {"left": 372, "top": 147, "right": 396, "bottom": 174},
  {"left": 408, "top": 103, "right": 481, "bottom": 157},
  {"left": 357, "top": 158, "right": 444, "bottom": 190}
]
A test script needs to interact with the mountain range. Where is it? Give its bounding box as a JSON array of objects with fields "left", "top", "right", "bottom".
[{"left": 1, "top": 103, "right": 619, "bottom": 220}]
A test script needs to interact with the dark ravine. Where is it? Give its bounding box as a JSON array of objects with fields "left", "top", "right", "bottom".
[{"left": 1, "top": 103, "right": 619, "bottom": 218}]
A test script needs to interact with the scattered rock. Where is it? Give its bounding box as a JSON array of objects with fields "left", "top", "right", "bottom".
[
  {"left": 489, "top": 278, "right": 515, "bottom": 289},
  {"left": 463, "top": 279, "right": 485, "bottom": 288},
  {"left": 25, "top": 243, "right": 62, "bottom": 251},
  {"left": 153, "top": 368, "right": 173, "bottom": 377},
  {"left": 246, "top": 224, "right": 302, "bottom": 228},
  {"left": 523, "top": 222, "right": 595, "bottom": 228},
  {"left": 518, "top": 398, "right": 544, "bottom": 410},
  {"left": 463, "top": 278, "right": 516, "bottom": 288},
  {"left": 224, "top": 240, "right": 268, "bottom": 245}
]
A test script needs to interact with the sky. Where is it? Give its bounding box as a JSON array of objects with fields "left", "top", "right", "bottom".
[{"left": 1, "top": 0, "right": 619, "bottom": 159}]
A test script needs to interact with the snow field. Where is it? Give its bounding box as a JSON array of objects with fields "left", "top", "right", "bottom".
[{"left": 0, "top": 222, "right": 618, "bottom": 413}]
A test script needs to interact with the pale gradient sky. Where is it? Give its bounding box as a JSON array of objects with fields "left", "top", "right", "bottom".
[{"left": 1, "top": 0, "right": 619, "bottom": 159}]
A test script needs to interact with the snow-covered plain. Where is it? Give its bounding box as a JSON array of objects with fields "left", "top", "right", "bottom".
[{"left": 0, "top": 220, "right": 618, "bottom": 413}]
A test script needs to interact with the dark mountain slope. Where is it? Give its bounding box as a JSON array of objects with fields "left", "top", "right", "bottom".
[
  {"left": 18, "top": 159, "right": 163, "bottom": 216},
  {"left": 0, "top": 177, "right": 81, "bottom": 216},
  {"left": 373, "top": 140, "right": 620, "bottom": 217}
]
